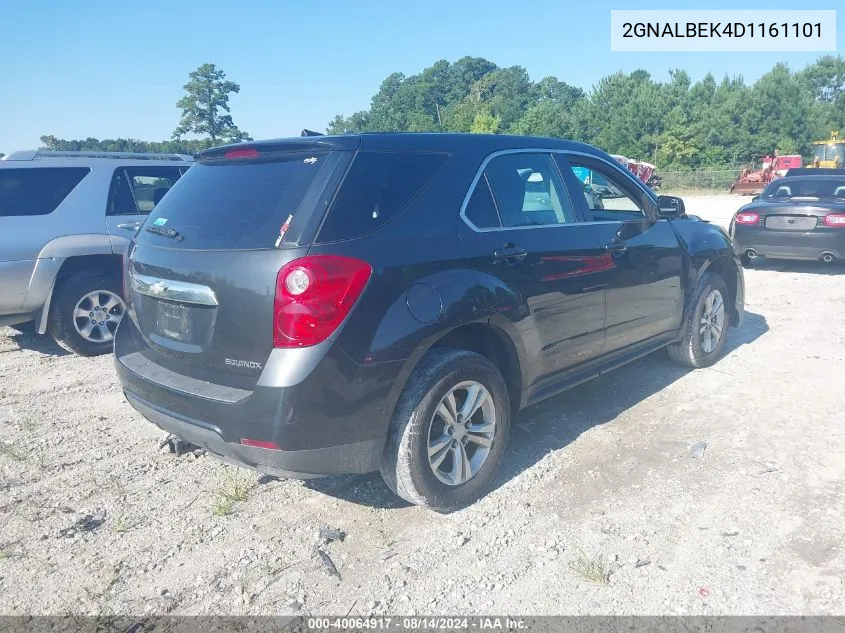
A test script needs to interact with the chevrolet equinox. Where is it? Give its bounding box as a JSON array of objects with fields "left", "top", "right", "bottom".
[{"left": 114, "top": 133, "right": 744, "bottom": 511}]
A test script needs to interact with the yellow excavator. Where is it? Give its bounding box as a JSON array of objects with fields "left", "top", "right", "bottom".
[{"left": 809, "top": 131, "right": 845, "bottom": 168}]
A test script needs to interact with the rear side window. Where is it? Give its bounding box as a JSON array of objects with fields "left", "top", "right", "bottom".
[
  {"left": 482, "top": 153, "right": 576, "bottom": 227},
  {"left": 317, "top": 151, "right": 448, "bottom": 243},
  {"left": 142, "top": 154, "right": 329, "bottom": 249},
  {"left": 108, "top": 166, "right": 186, "bottom": 216},
  {"left": 464, "top": 176, "right": 502, "bottom": 229},
  {"left": 0, "top": 167, "right": 89, "bottom": 217}
]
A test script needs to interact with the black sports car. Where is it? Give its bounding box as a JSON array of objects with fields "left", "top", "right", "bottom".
[{"left": 730, "top": 173, "right": 845, "bottom": 265}]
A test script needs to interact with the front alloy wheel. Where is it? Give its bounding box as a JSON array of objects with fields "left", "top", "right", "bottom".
[
  {"left": 667, "top": 272, "right": 730, "bottom": 368},
  {"left": 699, "top": 289, "right": 725, "bottom": 354}
]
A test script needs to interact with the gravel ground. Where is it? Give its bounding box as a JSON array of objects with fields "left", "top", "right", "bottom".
[{"left": 1, "top": 194, "right": 843, "bottom": 616}]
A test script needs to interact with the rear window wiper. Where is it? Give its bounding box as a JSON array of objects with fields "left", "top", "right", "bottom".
[{"left": 145, "top": 225, "right": 183, "bottom": 240}]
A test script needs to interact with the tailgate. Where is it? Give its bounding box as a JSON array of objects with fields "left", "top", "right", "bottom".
[
  {"left": 127, "top": 245, "right": 308, "bottom": 388},
  {"left": 124, "top": 141, "right": 356, "bottom": 388}
]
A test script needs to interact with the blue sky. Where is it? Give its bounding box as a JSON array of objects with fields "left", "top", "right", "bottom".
[{"left": 0, "top": 0, "right": 841, "bottom": 153}]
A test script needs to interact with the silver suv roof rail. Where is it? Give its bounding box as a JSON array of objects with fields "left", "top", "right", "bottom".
[{"left": 2, "top": 150, "right": 195, "bottom": 162}]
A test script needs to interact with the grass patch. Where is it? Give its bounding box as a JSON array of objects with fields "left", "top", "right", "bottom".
[
  {"left": 568, "top": 548, "right": 613, "bottom": 585},
  {"left": 211, "top": 469, "right": 254, "bottom": 516},
  {"left": 0, "top": 540, "right": 22, "bottom": 561},
  {"left": 18, "top": 416, "right": 37, "bottom": 434},
  {"left": 112, "top": 515, "right": 138, "bottom": 533},
  {"left": 212, "top": 496, "right": 235, "bottom": 517},
  {"left": 0, "top": 441, "right": 25, "bottom": 462},
  {"left": 103, "top": 474, "right": 127, "bottom": 497}
]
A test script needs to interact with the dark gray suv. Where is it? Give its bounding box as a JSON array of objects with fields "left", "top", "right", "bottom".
[{"left": 115, "top": 133, "right": 744, "bottom": 511}]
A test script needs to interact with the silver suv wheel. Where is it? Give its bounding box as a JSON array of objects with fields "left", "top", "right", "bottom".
[{"left": 73, "top": 290, "right": 125, "bottom": 343}]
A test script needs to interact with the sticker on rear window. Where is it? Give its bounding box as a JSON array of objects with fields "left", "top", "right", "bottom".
[
  {"left": 274, "top": 214, "right": 294, "bottom": 248},
  {"left": 304, "top": 157, "right": 318, "bottom": 165},
  {"left": 153, "top": 217, "right": 168, "bottom": 226}
]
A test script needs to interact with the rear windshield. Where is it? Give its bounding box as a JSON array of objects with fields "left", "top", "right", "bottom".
[
  {"left": 762, "top": 177, "right": 845, "bottom": 200},
  {"left": 0, "top": 167, "right": 90, "bottom": 217},
  {"left": 141, "top": 153, "right": 331, "bottom": 249}
]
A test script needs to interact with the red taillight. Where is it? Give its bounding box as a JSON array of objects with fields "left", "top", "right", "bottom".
[
  {"left": 735, "top": 212, "right": 760, "bottom": 225},
  {"left": 273, "top": 255, "right": 372, "bottom": 348},
  {"left": 224, "top": 148, "right": 260, "bottom": 159},
  {"left": 822, "top": 213, "right": 845, "bottom": 228},
  {"left": 240, "top": 438, "right": 281, "bottom": 450}
]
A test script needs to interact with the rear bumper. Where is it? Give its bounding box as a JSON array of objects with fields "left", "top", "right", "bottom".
[
  {"left": 114, "top": 317, "right": 391, "bottom": 478},
  {"left": 732, "top": 224, "right": 845, "bottom": 260},
  {"left": 123, "top": 391, "right": 382, "bottom": 478}
]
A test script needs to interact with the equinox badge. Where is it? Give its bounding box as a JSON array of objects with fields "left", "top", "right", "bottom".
[{"left": 225, "top": 358, "right": 263, "bottom": 370}]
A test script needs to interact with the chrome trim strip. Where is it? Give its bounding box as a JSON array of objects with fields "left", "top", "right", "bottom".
[
  {"left": 130, "top": 273, "right": 218, "bottom": 306},
  {"left": 458, "top": 147, "right": 657, "bottom": 233}
]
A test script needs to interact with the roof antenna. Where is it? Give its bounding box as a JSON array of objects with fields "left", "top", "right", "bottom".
[{"left": 301, "top": 129, "right": 324, "bottom": 137}]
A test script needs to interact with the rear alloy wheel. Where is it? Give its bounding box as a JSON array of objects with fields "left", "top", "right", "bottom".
[
  {"left": 427, "top": 381, "right": 497, "bottom": 486},
  {"left": 667, "top": 272, "right": 729, "bottom": 368},
  {"left": 380, "top": 349, "right": 510, "bottom": 512},
  {"left": 48, "top": 272, "right": 126, "bottom": 356}
]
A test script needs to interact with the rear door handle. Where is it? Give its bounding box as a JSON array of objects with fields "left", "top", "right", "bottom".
[
  {"left": 117, "top": 222, "right": 142, "bottom": 232},
  {"left": 604, "top": 239, "right": 627, "bottom": 254},
  {"left": 493, "top": 245, "right": 528, "bottom": 263}
]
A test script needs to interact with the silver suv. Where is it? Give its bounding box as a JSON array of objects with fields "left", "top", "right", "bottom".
[{"left": 0, "top": 150, "right": 193, "bottom": 355}]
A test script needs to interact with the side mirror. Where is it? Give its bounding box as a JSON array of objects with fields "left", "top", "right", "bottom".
[
  {"left": 657, "top": 195, "right": 685, "bottom": 218},
  {"left": 751, "top": 195, "right": 760, "bottom": 202}
]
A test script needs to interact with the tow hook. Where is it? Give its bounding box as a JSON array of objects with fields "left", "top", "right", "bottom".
[{"left": 159, "top": 434, "right": 199, "bottom": 456}]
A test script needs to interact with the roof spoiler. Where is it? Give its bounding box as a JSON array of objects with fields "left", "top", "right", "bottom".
[{"left": 301, "top": 129, "right": 324, "bottom": 137}]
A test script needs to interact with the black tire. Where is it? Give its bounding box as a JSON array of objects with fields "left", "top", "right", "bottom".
[
  {"left": 47, "top": 271, "right": 124, "bottom": 356},
  {"left": 380, "top": 348, "right": 511, "bottom": 512},
  {"left": 667, "top": 272, "right": 729, "bottom": 368},
  {"left": 740, "top": 253, "right": 755, "bottom": 268}
]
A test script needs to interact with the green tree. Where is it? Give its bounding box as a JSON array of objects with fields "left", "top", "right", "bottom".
[
  {"left": 325, "top": 54, "right": 845, "bottom": 170},
  {"left": 741, "top": 63, "right": 815, "bottom": 159},
  {"left": 470, "top": 66, "right": 536, "bottom": 132},
  {"left": 512, "top": 101, "right": 576, "bottom": 138},
  {"left": 798, "top": 56, "right": 845, "bottom": 138},
  {"left": 173, "top": 63, "right": 251, "bottom": 143},
  {"left": 39, "top": 135, "right": 214, "bottom": 155},
  {"left": 470, "top": 110, "right": 501, "bottom": 134}
]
